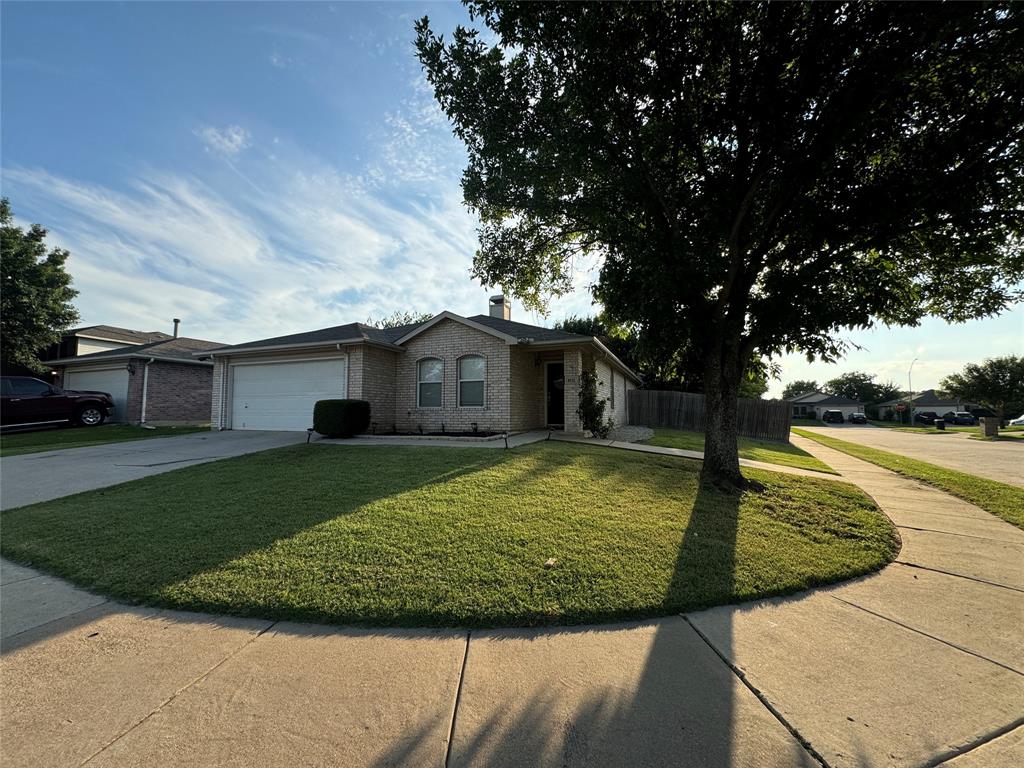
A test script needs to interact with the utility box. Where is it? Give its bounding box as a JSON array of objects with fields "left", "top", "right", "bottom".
[{"left": 980, "top": 417, "right": 999, "bottom": 438}]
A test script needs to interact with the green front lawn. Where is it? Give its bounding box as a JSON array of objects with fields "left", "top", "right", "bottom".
[
  {"left": 0, "top": 425, "right": 208, "bottom": 457},
  {"left": 644, "top": 428, "right": 836, "bottom": 474},
  {"left": 793, "top": 428, "right": 1024, "bottom": 530},
  {"left": 1, "top": 442, "right": 897, "bottom": 628}
]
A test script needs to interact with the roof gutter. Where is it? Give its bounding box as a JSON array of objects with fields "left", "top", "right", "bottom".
[
  {"left": 48, "top": 354, "right": 214, "bottom": 367},
  {"left": 196, "top": 337, "right": 402, "bottom": 357},
  {"left": 517, "top": 337, "right": 642, "bottom": 383}
]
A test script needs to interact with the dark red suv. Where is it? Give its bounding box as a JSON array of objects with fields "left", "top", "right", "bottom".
[{"left": 1, "top": 376, "right": 114, "bottom": 429}]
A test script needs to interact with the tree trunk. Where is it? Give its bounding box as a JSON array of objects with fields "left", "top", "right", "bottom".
[{"left": 701, "top": 331, "right": 746, "bottom": 488}]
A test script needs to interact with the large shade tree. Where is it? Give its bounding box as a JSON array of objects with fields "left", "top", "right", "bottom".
[
  {"left": 941, "top": 356, "right": 1024, "bottom": 421},
  {"left": 824, "top": 371, "right": 902, "bottom": 406},
  {"left": 1, "top": 199, "right": 79, "bottom": 372},
  {"left": 417, "top": 2, "right": 1024, "bottom": 485}
]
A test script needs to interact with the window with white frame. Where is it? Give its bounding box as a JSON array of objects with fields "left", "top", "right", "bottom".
[
  {"left": 458, "top": 355, "right": 485, "bottom": 407},
  {"left": 418, "top": 358, "right": 443, "bottom": 408}
]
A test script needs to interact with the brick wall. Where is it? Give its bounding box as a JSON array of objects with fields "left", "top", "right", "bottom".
[
  {"left": 211, "top": 358, "right": 228, "bottom": 429},
  {"left": 353, "top": 345, "right": 398, "bottom": 431},
  {"left": 509, "top": 346, "right": 546, "bottom": 430},
  {"left": 395, "top": 319, "right": 511, "bottom": 433},
  {"left": 142, "top": 361, "right": 214, "bottom": 424}
]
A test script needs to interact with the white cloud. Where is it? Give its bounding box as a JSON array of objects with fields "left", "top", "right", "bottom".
[
  {"left": 269, "top": 51, "right": 296, "bottom": 69},
  {"left": 193, "top": 124, "right": 252, "bottom": 157}
]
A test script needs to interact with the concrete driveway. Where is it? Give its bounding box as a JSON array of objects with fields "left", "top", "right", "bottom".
[
  {"left": 798, "top": 424, "right": 1024, "bottom": 488},
  {"left": 0, "top": 430, "right": 305, "bottom": 510},
  {"left": 2, "top": 436, "right": 1022, "bottom": 766}
]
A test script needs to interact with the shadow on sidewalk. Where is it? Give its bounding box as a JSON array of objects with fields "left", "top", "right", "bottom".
[{"left": 373, "top": 479, "right": 817, "bottom": 767}]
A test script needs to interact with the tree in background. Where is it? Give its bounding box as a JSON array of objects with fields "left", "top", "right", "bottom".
[
  {"left": 417, "top": 3, "right": 1024, "bottom": 485},
  {"left": 824, "top": 371, "right": 902, "bottom": 406},
  {"left": 782, "top": 380, "right": 819, "bottom": 400},
  {"left": 556, "top": 314, "right": 771, "bottom": 398},
  {"left": 366, "top": 310, "right": 433, "bottom": 329},
  {"left": 0, "top": 199, "right": 79, "bottom": 372},
  {"left": 941, "top": 356, "right": 1024, "bottom": 421}
]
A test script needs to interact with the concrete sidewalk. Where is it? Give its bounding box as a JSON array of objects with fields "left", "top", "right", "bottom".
[
  {"left": 551, "top": 432, "right": 850, "bottom": 481},
  {"left": 2, "top": 437, "right": 1022, "bottom": 766}
]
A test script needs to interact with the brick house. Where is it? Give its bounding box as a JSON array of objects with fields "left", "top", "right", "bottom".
[
  {"left": 48, "top": 336, "right": 224, "bottom": 425},
  {"left": 787, "top": 390, "right": 865, "bottom": 421},
  {"left": 201, "top": 296, "right": 640, "bottom": 435}
]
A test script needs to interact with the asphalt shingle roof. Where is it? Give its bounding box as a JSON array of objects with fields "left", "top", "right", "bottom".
[
  {"left": 71, "top": 325, "right": 173, "bottom": 344},
  {"left": 54, "top": 337, "right": 224, "bottom": 364},
  {"left": 211, "top": 315, "right": 591, "bottom": 353},
  {"left": 466, "top": 315, "right": 591, "bottom": 342}
]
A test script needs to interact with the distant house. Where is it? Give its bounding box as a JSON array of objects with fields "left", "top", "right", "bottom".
[
  {"left": 45, "top": 322, "right": 223, "bottom": 425},
  {"left": 786, "top": 391, "right": 864, "bottom": 421},
  {"left": 39, "top": 324, "right": 176, "bottom": 362},
  {"left": 876, "top": 389, "right": 978, "bottom": 421}
]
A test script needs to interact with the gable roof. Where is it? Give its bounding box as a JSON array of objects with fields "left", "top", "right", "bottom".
[
  {"left": 49, "top": 337, "right": 224, "bottom": 367},
  {"left": 788, "top": 390, "right": 863, "bottom": 406},
  {"left": 199, "top": 312, "right": 641, "bottom": 381},
  {"left": 877, "top": 388, "right": 968, "bottom": 407},
  {"left": 69, "top": 325, "right": 172, "bottom": 344}
]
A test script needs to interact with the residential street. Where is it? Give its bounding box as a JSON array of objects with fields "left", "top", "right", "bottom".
[
  {"left": 1, "top": 437, "right": 1021, "bottom": 767},
  {"left": 798, "top": 424, "right": 1024, "bottom": 488}
]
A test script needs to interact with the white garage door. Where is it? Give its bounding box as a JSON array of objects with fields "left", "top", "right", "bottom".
[
  {"left": 63, "top": 367, "right": 130, "bottom": 422},
  {"left": 231, "top": 358, "right": 347, "bottom": 431}
]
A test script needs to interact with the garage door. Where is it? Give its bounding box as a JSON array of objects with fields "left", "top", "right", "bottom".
[
  {"left": 230, "top": 358, "right": 347, "bottom": 431},
  {"left": 63, "top": 367, "right": 130, "bottom": 422}
]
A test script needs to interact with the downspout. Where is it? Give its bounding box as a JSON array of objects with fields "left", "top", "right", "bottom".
[{"left": 140, "top": 358, "right": 155, "bottom": 425}]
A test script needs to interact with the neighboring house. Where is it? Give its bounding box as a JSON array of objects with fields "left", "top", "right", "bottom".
[
  {"left": 787, "top": 391, "right": 864, "bottom": 420},
  {"left": 48, "top": 335, "right": 223, "bottom": 425},
  {"left": 39, "top": 323, "right": 177, "bottom": 361},
  {"left": 199, "top": 295, "right": 640, "bottom": 435},
  {"left": 876, "top": 389, "right": 979, "bottom": 420}
]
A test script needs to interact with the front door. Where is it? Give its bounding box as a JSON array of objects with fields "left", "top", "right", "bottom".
[{"left": 546, "top": 362, "right": 565, "bottom": 426}]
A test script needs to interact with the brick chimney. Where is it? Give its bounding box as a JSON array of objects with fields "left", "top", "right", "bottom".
[{"left": 488, "top": 295, "right": 511, "bottom": 320}]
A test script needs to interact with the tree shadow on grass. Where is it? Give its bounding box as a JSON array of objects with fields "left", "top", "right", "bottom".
[{"left": 0, "top": 445, "right": 507, "bottom": 628}]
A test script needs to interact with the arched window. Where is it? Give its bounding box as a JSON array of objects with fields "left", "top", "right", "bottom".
[
  {"left": 417, "top": 358, "right": 443, "bottom": 408},
  {"left": 458, "top": 355, "right": 485, "bottom": 407}
]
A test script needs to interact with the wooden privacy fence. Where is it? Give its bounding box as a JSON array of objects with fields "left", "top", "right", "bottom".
[{"left": 627, "top": 389, "right": 791, "bottom": 442}]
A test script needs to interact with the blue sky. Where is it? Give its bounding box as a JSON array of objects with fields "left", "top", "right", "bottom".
[{"left": 2, "top": 2, "right": 1020, "bottom": 397}]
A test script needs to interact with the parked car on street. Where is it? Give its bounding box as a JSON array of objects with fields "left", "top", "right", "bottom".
[
  {"left": 0, "top": 376, "right": 114, "bottom": 429},
  {"left": 821, "top": 410, "right": 846, "bottom": 424},
  {"left": 914, "top": 411, "right": 940, "bottom": 425},
  {"left": 1009, "top": 413, "right": 1024, "bottom": 427},
  {"left": 848, "top": 412, "right": 868, "bottom": 424},
  {"left": 942, "top": 411, "right": 978, "bottom": 425}
]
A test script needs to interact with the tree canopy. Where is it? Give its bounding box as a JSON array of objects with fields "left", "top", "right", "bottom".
[
  {"left": 782, "top": 380, "right": 819, "bottom": 400},
  {"left": 824, "top": 371, "right": 903, "bottom": 405},
  {"left": 366, "top": 310, "right": 434, "bottom": 329},
  {"left": 1, "top": 199, "right": 79, "bottom": 371},
  {"left": 417, "top": 2, "right": 1024, "bottom": 483},
  {"left": 941, "top": 356, "right": 1024, "bottom": 419}
]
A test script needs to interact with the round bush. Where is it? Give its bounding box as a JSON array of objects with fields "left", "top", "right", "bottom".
[{"left": 314, "top": 399, "right": 371, "bottom": 438}]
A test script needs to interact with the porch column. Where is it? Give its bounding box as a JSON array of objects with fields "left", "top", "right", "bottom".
[{"left": 563, "top": 347, "right": 584, "bottom": 435}]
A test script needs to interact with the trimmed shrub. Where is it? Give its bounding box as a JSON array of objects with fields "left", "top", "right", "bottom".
[{"left": 313, "top": 399, "right": 371, "bottom": 438}]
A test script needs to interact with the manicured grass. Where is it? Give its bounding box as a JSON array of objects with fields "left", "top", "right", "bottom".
[
  {"left": 644, "top": 428, "right": 836, "bottom": 474},
  {"left": 0, "top": 442, "right": 897, "bottom": 628},
  {"left": 793, "top": 428, "right": 1024, "bottom": 530},
  {"left": 0, "top": 424, "right": 208, "bottom": 456}
]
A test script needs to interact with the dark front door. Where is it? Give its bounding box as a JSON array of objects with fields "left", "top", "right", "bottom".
[{"left": 546, "top": 363, "right": 565, "bottom": 426}]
